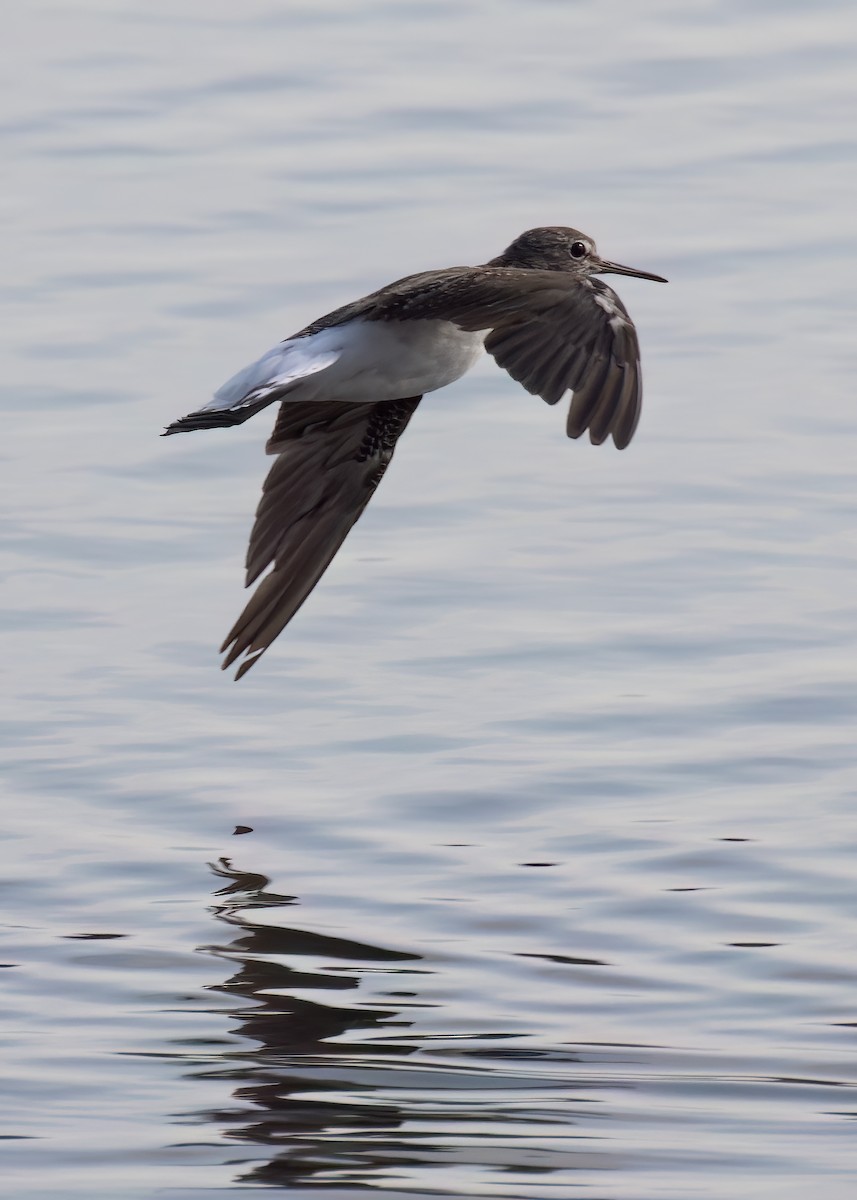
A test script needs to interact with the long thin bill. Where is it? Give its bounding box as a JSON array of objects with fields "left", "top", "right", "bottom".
[{"left": 595, "top": 258, "right": 668, "bottom": 283}]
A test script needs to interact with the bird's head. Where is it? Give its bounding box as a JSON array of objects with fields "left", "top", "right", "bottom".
[{"left": 493, "top": 226, "right": 667, "bottom": 283}]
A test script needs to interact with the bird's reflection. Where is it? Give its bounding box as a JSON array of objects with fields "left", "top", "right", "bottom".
[
  {"left": 194, "top": 857, "right": 430, "bottom": 1188},
  {"left": 183, "top": 856, "right": 620, "bottom": 1192}
]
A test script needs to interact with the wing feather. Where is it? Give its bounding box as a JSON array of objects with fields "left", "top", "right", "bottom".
[
  {"left": 220, "top": 397, "right": 420, "bottom": 678},
  {"left": 381, "top": 268, "right": 644, "bottom": 450}
]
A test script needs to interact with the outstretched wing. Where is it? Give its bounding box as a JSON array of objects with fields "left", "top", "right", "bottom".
[
  {"left": 221, "top": 396, "right": 421, "bottom": 679},
  {"left": 376, "top": 268, "right": 644, "bottom": 449}
]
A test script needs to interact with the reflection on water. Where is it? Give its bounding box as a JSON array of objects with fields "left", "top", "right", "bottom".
[
  {"left": 190, "top": 858, "right": 623, "bottom": 1195},
  {"left": 197, "top": 859, "right": 430, "bottom": 1190},
  {"left": 164, "top": 853, "right": 857, "bottom": 1198},
  {"left": 201, "top": 859, "right": 424, "bottom": 1188}
]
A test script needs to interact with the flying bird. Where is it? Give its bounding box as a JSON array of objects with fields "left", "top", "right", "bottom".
[{"left": 164, "top": 226, "right": 666, "bottom": 678}]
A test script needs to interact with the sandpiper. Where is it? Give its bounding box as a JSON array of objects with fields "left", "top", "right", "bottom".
[{"left": 165, "top": 226, "right": 666, "bottom": 678}]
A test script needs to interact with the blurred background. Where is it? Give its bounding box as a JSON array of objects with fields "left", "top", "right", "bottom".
[{"left": 3, "top": 2, "right": 857, "bottom": 1197}]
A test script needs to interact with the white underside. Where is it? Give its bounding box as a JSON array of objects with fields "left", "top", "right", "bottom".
[{"left": 204, "top": 319, "right": 486, "bottom": 414}]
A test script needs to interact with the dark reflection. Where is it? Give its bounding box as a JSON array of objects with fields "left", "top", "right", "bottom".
[
  {"left": 516, "top": 951, "right": 608, "bottom": 967},
  {"left": 193, "top": 858, "right": 432, "bottom": 1188},
  {"left": 182, "top": 857, "right": 618, "bottom": 1193}
]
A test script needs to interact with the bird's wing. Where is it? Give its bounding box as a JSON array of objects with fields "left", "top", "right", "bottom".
[
  {"left": 381, "top": 268, "right": 644, "bottom": 449},
  {"left": 488, "top": 279, "right": 642, "bottom": 450},
  {"left": 221, "top": 396, "right": 421, "bottom": 679}
]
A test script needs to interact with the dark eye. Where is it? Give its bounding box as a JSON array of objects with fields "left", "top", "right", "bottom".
[{"left": 570, "top": 240, "right": 588, "bottom": 259}]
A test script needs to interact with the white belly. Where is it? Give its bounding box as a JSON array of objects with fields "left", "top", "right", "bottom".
[{"left": 294, "top": 318, "right": 485, "bottom": 402}]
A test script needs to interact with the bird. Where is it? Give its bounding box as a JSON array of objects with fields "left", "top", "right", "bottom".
[{"left": 164, "top": 226, "right": 667, "bottom": 679}]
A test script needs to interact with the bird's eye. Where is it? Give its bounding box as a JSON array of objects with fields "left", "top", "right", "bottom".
[{"left": 570, "top": 241, "right": 588, "bottom": 259}]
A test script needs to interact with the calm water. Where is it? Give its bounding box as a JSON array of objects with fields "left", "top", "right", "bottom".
[{"left": 4, "top": 1, "right": 857, "bottom": 1196}]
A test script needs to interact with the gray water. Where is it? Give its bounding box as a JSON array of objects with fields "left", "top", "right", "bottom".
[{"left": 4, "top": 1, "right": 857, "bottom": 1197}]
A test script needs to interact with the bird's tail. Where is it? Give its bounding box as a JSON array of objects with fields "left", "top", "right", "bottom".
[{"left": 162, "top": 396, "right": 272, "bottom": 436}]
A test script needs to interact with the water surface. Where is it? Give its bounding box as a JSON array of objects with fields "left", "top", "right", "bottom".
[{"left": 3, "top": 1, "right": 857, "bottom": 1197}]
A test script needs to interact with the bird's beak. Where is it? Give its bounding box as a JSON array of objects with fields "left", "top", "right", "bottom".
[{"left": 593, "top": 257, "right": 668, "bottom": 283}]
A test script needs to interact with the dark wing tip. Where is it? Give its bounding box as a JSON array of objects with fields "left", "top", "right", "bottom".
[
  {"left": 220, "top": 625, "right": 267, "bottom": 680},
  {"left": 229, "top": 651, "right": 264, "bottom": 681},
  {"left": 609, "top": 396, "right": 641, "bottom": 450},
  {"left": 566, "top": 359, "right": 641, "bottom": 451}
]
